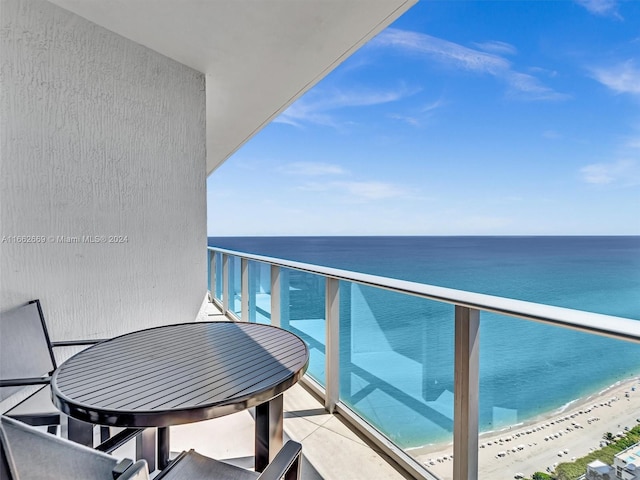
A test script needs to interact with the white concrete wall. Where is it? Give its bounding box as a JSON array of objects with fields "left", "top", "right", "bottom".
[{"left": 0, "top": 0, "right": 207, "bottom": 341}]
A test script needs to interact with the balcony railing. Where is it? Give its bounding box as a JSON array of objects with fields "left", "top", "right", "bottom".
[{"left": 207, "top": 246, "right": 640, "bottom": 480}]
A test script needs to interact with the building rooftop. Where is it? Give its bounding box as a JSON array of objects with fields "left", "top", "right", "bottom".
[{"left": 616, "top": 442, "right": 640, "bottom": 466}]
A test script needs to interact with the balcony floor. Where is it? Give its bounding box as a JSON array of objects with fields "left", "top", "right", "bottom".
[{"left": 151, "top": 302, "right": 411, "bottom": 480}]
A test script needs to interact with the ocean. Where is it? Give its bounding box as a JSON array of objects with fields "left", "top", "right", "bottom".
[{"left": 208, "top": 236, "right": 640, "bottom": 448}]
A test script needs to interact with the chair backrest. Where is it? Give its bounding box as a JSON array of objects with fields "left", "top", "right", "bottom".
[
  {"left": 0, "top": 417, "right": 17, "bottom": 480},
  {"left": 0, "top": 300, "right": 57, "bottom": 401},
  {"left": 1, "top": 415, "right": 127, "bottom": 479}
]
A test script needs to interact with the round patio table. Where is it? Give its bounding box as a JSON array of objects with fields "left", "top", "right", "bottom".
[{"left": 51, "top": 321, "right": 309, "bottom": 472}]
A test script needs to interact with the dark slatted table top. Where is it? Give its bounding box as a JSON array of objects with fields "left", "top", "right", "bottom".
[{"left": 51, "top": 322, "right": 309, "bottom": 427}]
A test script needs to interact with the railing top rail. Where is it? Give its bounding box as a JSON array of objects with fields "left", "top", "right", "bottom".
[{"left": 208, "top": 246, "right": 640, "bottom": 344}]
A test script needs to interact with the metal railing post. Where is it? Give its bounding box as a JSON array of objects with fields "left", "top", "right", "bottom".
[
  {"left": 241, "top": 257, "right": 249, "bottom": 322},
  {"left": 453, "top": 306, "right": 480, "bottom": 480},
  {"left": 209, "top": 250, "right": 215, "bottom": 302},
  {"left": 271, "top": 265, "right": 281, "bottom": 327},
  {"left": 325, "top": 278, "right": 340, "bottom": 413},
  {"left": 222, "top": 254, "right": 229, "bottom": 315},
  {"left": 280, "top": 269, "right": 290, "bottom": 329}
]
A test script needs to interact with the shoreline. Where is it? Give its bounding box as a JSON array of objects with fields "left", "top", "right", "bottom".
[{"left": 412, "top": 374, "right": 640, "bottom": 480}]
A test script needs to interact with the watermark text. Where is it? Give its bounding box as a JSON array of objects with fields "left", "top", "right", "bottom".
[{"left": 1, "top": 235, "right": 129, "bottom": 244}]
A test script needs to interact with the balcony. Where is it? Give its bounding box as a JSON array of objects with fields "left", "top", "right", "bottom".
[
  {"left": 3, "top": 2, "right": 638, "bottom": 479},
  {"left": 206, "top": 246, "right": 640, "bottom": 480}
]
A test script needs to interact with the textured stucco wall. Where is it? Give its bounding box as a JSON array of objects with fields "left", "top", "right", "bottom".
[{"left": 0, "top": 0, "right": 207, "bottom": 340}]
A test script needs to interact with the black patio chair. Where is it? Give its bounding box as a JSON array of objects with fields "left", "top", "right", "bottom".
[
  {"left": 0, "top": 415, "right": 147, "bottom": 480},
  {"left": 154, "top": 442, "right": 302, "bottom": 480},
  {"left": 1, "top": 415, "right": 302, "bottom": 480},
  {"left": 0, "top": 299, "right": 106, "bottom": 442}
]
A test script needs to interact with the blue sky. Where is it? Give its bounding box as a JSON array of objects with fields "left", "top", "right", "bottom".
[{"left": 208, "top": 0, "right": 640, "bottom": 236}]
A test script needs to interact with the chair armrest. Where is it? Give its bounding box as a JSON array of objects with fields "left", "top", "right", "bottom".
[
  {"left": 51, "top": 339, "right": 108, "bottom": 347},
  {"left": 113, "top": 459, "right": 150, "bottom": 480},
  {"left": 257, "top": 441, "right": 302, "bottom": 480},
  {"left": 96, "top": 428, "right": 145, "bottom": 454},
  {"left": 0, "top": 377, "right": 50, "bottom": 387}
]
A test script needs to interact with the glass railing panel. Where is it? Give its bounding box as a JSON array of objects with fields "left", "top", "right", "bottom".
[
  {"left": 339, "top": 281, "right": 454, "bottom": 478},
  {"left": 248, "top": 260, "right": 271, "bottom": 324},
  {"left": 207, "top": 250, "right": 212, "bottom": 292},
  {"left": 469, "top": 313, "right": 640, "bottom": 480},
  {"left": 208, "top": 248, "right": 640, "bottom": 480},
  {"left": 228, "top": 255, "right": 241, "bottom": 317},
  {"left": 214, "top": 251, "right": 223, "bottom": 302},
  {"left": 280, "top": 267, "right": 326, "bottom": 385}
]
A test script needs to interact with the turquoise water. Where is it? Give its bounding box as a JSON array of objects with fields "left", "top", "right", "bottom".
[{"left": 209, "top": 236, "right": 640, "bottom": 448}]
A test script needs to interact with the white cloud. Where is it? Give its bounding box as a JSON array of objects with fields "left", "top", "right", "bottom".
[
  {"left": 388, "top": 113, "right": 420, "bottom": 126},
  {"left": 575, "top": 0, "right": 622, "bottom": 19},
  {"left": 273, "top": 103, "right": 336, "bottom": 128},
  {"left": 373, "top": 28, "right": 566, "bottom": 101},
  {"left": 339, "top": 181, "right": 408, "bottom": 200},
  {"left": 298, "top": 180, "right": 410, "bottom": 200},
  {"left": 543, "top": 130, "right": 563, "bottom": 139},
  {"left": 316, "top": 89, "right": 411, "bottom": 109},
  {"left": 528, "top": 66, "right": 558, "bottom": 78},
  {"left": 580, "top": 159, "right": 639, "bottom": 185},
  {"left": 506, "top": 72, "right": 570, "bottom": 100},
  {"left": 420, "top": 99, "right": 446, "bottom": 114},
  {"left": 473, "top": 40, "right": 517, "bottom": 56},
  {"left": 375, "top": 28, "right": 509, "bottom": 75},
  {"left": 389, "top": 98, "right": 446, "bottom": 127},
  {"left": 274, "top": 86, "right": 417, "bottom": 128},
  {"left": 278, "top": 162, "right": 347, "bottom": 176},
  {"left": 591, "top": 61, "right": 640, "bottom": 96}
]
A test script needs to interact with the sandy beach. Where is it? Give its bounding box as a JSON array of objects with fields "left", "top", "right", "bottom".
[{"left": 413, "top": 375, "right": 640, "bottom": 480}]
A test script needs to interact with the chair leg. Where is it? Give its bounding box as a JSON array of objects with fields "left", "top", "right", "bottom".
[
  {"left": 284, "top": 455, "right": 301, "bottom": 480},
  {"left": 136, "top": 428, "right": 157, "bottom": 473},
  {"left": 100, "top": 426, "right": 110, "bottom": 443},
  {"left": 64, "top": 417, "right": 94, "bottom": 447}
]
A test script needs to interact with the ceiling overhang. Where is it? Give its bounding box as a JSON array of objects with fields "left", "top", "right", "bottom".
[{"left": 48, "top": 0, "right": 417, "bottom": 175}]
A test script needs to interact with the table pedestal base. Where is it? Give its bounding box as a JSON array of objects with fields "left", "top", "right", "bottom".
[
  {"left": 158, "top": 427, "right": 170, "bottom": 470},
  {"left": 255, "top": 394, "right": 284, "bottom": 472}
]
